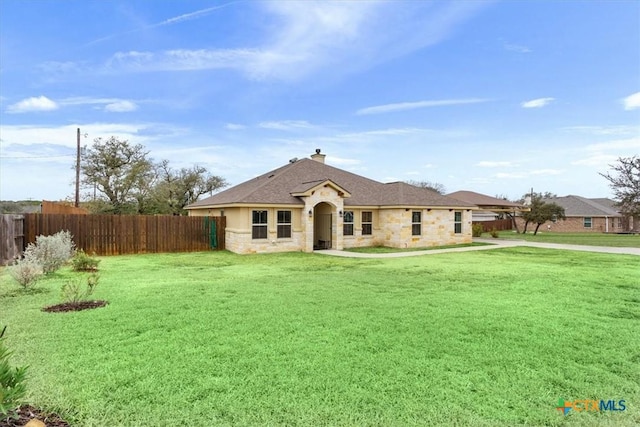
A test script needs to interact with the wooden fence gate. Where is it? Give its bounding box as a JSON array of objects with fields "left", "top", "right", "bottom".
[{"left": 0, "top": 214, "right": 25, "bottom": 266}]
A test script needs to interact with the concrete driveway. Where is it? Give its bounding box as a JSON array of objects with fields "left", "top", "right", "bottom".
[{"left": 315, "top": 238, "right": 640, "bottom": 258}]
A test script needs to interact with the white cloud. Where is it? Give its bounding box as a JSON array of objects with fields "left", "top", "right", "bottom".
[
  {"left": 623, "top": 91, "right": 640, "bottom": 110},
  {"left": 93, "top": 1, "right": 490, "bottom": 81},
  {"left": 476, "top": 161, "right": 514, "bottom": 167},
  {"left": 521, "top": 97, "right": 554, "bottom": 108},
  {"left": 562, "top": 125, "right": 639, "bottom": 136},
  {"left": 6, "top": 96, "right": 59, "bottom": 113},
  {"left": 585, "top": 137, "right": 640, "bottom": 152},
  {"left": 104, "top": 100, "right": 138, "bottom": 112},
  {"left": 504, "top": 42, "right": 531, "bottom": 53},
  {"left": 0, "top": 123, "right": 159, "bottom": 149},
  {"left": 327, "top": 156, "right": 360, "bottom": 166},
  {"left": 356, "top": 98, "right": 489, "bottom": 115},
  {"left": 495, "top": 172, "right": 525, "bottom": 179},
  {"left": 571, "top": 154, "right": 618, "bottom": 167},
  {"left": 225, "top": 123, "right": 246, "bottom": 130},
  {"left": 259, "top": 120, "right": 315, "bottom": 131},
  {"left": 530, "top": 169, "right": 563, "bottom": 176}
]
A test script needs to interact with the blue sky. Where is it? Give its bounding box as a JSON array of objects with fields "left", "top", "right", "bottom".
[{"left": 1, "top": 0, "right": 639, "bottom": 202}]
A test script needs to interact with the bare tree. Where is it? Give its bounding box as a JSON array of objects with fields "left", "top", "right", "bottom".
[
  {"left": 600, "top": 156, "right": 640, "bottom": 232},
  {"left": 405, "top": 180, "right": 446, "bottom": 194}
]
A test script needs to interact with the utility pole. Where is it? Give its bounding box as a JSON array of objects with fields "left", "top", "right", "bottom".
[{"left": 75, "top": 128, "right": 81, "bottom": 207}]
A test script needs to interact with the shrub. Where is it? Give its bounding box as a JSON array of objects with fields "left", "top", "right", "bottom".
[
  {"left": 24, "top": 230, "right": 75, "bottom": 274},
  {"left": 7, "top": 257, "right": 43, "bottom": 288},
  {"left": 70, "top": 250, "right": 100, "bottom": 272},
  {"left": 61, "top": 274, "right": 100, "bottom": 304},
  {"left": 490, "top": 228, "right": 500, "bottom": 238},
  {"left": 0, "top": 327, "right": 28, "bottom": 419},
  {"left": 472, "top": 224, "right": 484, "bottom": 237}
]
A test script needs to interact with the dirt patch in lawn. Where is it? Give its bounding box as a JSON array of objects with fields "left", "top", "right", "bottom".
[
  {"left": 1, "top": 405, "right": 69, "bottom": 427},
  {"left": 42, "top": 300, "right": 108, "bottom": 313}
]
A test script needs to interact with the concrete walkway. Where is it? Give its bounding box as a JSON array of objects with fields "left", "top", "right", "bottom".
[{"left": 315, "top": 238, "right": 640, "bottom": 258}]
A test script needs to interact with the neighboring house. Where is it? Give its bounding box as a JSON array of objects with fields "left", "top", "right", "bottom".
[
  {"left": 446, "top": 191, "right": 526, "bottom": 222},
  {"left": 186, "top": 150, "right": 475, "bottom": 254},
  {"left": 516, "top": 195, "right": 625, "bottom": 233}
]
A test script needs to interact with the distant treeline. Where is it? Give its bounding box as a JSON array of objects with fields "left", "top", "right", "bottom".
[{"left": 0, "top": 200, "right": 42, "bottom": 214}]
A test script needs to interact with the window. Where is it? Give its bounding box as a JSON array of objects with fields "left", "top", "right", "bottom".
[
  {"left": 583, "top": 217, "right": 592, "bottom": 228},
  {"left": 277, "top": 210, "right": 291, "bottom": 238},
  {"left": 362, "top": 211, "right": 372, "bottom": 235},
  {"left": 343, "top": 210, "right": 354, "bottom": 236},
  {"left": 454, "top": 211, "right": 462, "bottom": 234},
  {"left": 412, "top": 211, "right": 421, "bottom": 236},
  {"left": 252, "top": 210, "right": 267, "bottom": 239}
]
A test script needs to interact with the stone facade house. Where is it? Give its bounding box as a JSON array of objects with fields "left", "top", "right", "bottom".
[
  {"left": 186, "top": 150, "right": 474, "bottom": 254},
  {"left": 516, "top": 195, "right": 626, "bottom": 233}
]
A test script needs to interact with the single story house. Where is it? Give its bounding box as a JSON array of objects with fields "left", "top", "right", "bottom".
[
  {"left": 446, "top": 190, "right": 527, "bottom": 222},
  {"left": 516, "top": 195, "right": 625, "bottom": 233},
  {"left": 186, "top": 150, "right": 475, "bottom": 254}
]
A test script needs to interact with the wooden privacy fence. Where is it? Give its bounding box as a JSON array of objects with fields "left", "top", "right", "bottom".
[
  {"left": 472, "top": 218, "right": 513, "bottom": 232},
  {"left": 0, "top": 214, "right": 25, "bottom": 265},
  {"left": 19, "top": 214, "right": 225, "bottom": 256}
]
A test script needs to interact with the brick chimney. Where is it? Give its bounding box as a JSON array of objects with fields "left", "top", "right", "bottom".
[{"left": 310, "top": 148, "right": 325, "bottom": 163}]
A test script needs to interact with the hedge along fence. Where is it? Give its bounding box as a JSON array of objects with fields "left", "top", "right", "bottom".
[{"left": 21, "top": 214, "right": 225, "bottom": 256}]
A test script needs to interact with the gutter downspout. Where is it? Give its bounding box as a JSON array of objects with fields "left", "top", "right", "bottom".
[{"left": 605, "top": 215, "right": 608, "bottom": 233}]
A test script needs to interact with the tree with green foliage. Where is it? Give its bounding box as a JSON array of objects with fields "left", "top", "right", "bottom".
[
  {"left": 147, "top": 161, "right": 228, "bottom": 215},
  {"left": 521, "top": 194, "right": 565, "bottom": 235},
  {"left": 80, "top": 137, "right": 227, "bottom": 215},
  {"left": 80, "top": 137, "right": 156, "bottom": 214},
  {"left": 600, "top": 156, "right": 640, "bottom": 232}
]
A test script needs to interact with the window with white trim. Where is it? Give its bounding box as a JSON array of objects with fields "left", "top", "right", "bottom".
[
  {"left": 277, "top": 210, "right": 291, "bottom": 238},
  {"left": 362, "top": 211, "right": 372, "bottom": 235},
  {"left": 412, "top": 211, "right": 421, "bottom": 236},
  {"left": 343, "top": 211, "right": 354, "bottom": 236},
  {"left": 454, "top": 211, "right": 462, "bottom": 234},
  {"left": 252, "top": 210, "right": 267, "bottom": 239},
  {"left": 583, "top": 217, "right": 592, "bottom": 228}
]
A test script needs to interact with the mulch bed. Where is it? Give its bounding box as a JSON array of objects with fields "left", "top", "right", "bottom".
[
  {"left": 42, "top": 300, "right": 108, "bottom": 313},
  {"left": 0, "top": 405, "right": 69, "bottom": 427}
]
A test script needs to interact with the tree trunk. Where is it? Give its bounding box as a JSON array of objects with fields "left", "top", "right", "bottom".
[
  {"left": 522, "top": 220, "right": 530, "bottom": 234},
  {"left": 506, "top": 212, "right": 520, "bottom": 233},
  {"left": 533, "top": 223, "right": 542, "bottom": 235}
]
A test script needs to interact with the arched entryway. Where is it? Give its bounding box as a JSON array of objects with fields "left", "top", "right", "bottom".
[{"left": 313, "top": 202, "right": 334, "bottom": 249}]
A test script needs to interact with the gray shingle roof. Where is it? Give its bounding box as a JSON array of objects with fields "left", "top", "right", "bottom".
[
  {"left": 543, "top": 195, "right": 621, "bottom": 217},
  {"left": 187, "top": 158, "right": 472, "bottom": 209},
  {"left": 446, "top": 190, "right": 524, "bottom": 208}
]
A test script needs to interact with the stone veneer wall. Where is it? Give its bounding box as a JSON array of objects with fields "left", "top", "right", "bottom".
[{"left": 376, "top": 208, "right": 472, "bottom": 248}]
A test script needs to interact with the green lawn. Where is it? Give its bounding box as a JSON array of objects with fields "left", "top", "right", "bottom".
[
  {"left": 344, "top": 242, "right": 491, "bottom": 253},
  {"left": 1, "top": 249, "right": 639, "bottom": 426},
  {"left": 494, "top": 231, "right": 640, "bottom": 247}
]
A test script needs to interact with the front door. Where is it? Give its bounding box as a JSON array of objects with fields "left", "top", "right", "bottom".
[{"left": 314, "top": 213, "right": 332, "bottom": 249}]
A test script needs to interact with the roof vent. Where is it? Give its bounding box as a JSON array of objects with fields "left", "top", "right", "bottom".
[{"left": 289, "top": 157, "right": 298, "bottom": 163}]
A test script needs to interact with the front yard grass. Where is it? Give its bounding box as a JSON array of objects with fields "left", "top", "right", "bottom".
[
  {"left": 495, "top": 231, "right": 640, "bottom": 247},
  {"left": 343, "top": 242, "right": 491, "bottom": 253},
  {"left": 1, "top": 248, "right": 639, "bottom": 426}
]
